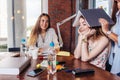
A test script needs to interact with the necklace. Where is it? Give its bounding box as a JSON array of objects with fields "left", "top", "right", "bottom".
[
  {"left": 41, "top": 32, "right": 46, "bottom": 43},
  {"left": 41, "top": 37, "right": 45, "bottom": 43},
  {"left": 88, "top": 40, "right": 96, "bottom": 52}
]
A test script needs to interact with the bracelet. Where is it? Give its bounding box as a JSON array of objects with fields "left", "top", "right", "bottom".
[
  {"left": 106, "top": 31, "right": 111, "bottom": 36},
  {"left": 82, "top": 38, "right": 88, "bottom": 43}
]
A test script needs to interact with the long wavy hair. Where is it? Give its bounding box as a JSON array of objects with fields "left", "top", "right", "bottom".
[
  {"left": 112, "top": 0, "right": 118, "bottom": 23},
  {"left": 90, "top": 27, "right": 105, "bottom": 40},
  {"left": 27, "top": 13, "right": 51, "bottom": 46}
]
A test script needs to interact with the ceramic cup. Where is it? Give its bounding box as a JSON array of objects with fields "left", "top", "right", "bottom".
[{"left": 31, "top": 49, "right": 38, "bottom": 59}]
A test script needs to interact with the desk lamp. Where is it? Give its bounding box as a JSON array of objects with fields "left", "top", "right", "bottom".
[{"left": 56, "top": 14, "right": 76, "bottom": 47}]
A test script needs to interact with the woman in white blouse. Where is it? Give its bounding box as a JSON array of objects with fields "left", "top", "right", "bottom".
[{"left": 27, "top": 13, "right": 60, "bottom": 54}]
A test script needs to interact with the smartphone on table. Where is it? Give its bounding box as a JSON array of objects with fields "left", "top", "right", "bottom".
[{"left": 27, "top": 67, "right": 46, "bottom": 77}]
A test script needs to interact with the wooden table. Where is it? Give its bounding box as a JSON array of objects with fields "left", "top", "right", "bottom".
[{"left": 0, "top": 54, "right": 120, "bottom": 80}]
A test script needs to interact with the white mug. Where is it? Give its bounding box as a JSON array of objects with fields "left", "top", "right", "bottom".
[{"left": 31, "top": 49, "right": 38, "bottom": 59}]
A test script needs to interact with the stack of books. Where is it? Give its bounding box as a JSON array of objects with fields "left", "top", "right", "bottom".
[{"left": 0, "top": 57, "right": 31, "bottom": 75}]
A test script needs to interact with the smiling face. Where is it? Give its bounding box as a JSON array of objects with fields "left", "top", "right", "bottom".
[
  {"left": 78, "top": 17, "right": 90, "bottom": 32},
  {"left": 78, "top": 16, "right": 97, "bottom": 36},
  {"left": 40, "top": 16, "right": 49, "bottom": 31}
]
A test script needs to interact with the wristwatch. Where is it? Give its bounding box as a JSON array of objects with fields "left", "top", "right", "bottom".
[{"left": 106, "top": 31, "right": 112, "bottom": 35}]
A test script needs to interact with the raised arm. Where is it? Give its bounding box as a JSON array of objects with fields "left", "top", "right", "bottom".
[
  {"left": 74, "top": 35, "right": 83, "bottom": 59},
  {"left": 99, "top": 18, "right": 118, "bottom": 43},
  {"left": 74, "top": 27, "right": 90, "bottom": 59}
]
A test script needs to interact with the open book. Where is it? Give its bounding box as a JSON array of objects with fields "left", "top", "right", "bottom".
[
  {"left": 0, "top": 57, "right": 31, "bottom": 75},
  {"left": 73, "top": 9, "right": 114, "bottom": 27}
]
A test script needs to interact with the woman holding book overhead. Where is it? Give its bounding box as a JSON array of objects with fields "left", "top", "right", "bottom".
[
  {"left": 27, "top": 13, "right": 60, "bottom": 55},
  {"left": 99, "top": 0, "right": 120, "bottom": 75},
  {"left": 74, "top": 15, "right": 110, "bottom": 70}
]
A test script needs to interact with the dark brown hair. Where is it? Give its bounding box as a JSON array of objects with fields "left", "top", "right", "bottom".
[
  {"left": 112, "top": 1, "right": 118, "bottom": 23},
  {"left": 90, "top": 27, "right": 105, "bottom": 40}
]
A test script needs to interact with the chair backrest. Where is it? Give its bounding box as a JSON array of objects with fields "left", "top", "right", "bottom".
[{"left": 8, "top": 47, "right": 20, "bottom": 52}]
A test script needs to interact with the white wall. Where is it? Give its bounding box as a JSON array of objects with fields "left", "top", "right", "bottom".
[{"left": 41, "top": 0, "right": 48, "bottom": 13}]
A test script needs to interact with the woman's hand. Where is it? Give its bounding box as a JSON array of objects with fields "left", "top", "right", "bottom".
[
  {"left": 78, "top": 27, "right": 90, "bottom": 36},
  {"left": 82, "top": 29, "right": 96, "bottom": 38},
  {"left": 78, "top": 27, "right": 83, "bottom": 36},
  {"left": 99, "top": 18, "right": 109, "bottom": 34}
]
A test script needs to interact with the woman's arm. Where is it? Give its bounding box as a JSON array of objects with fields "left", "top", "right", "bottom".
[
  {"left": 81, "top": 36, "right": 109, "bottom": 61},
  {"left": 74, "top": 28, "right": 92, "bottom": 59},
  {"left": 99, "top": 18, "right": 118, "bottom": 43},
  {"left": 107, "top": 32, "right": 118, "bottom": 43},
  {"left": 74, "top": 35, "right": 83, "bottom": 59}
]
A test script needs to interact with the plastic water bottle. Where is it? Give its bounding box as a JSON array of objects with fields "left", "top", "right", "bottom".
[
  {"left": 20, "top": 38, "right": 27, "bottom": 56},
  {"left": 47, "top": 41, "right": 56, "bottom": 75}
]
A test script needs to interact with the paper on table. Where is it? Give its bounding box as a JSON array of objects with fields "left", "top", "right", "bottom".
[{"left": 57, "top": 51, "right": 70, "bottom": 56}]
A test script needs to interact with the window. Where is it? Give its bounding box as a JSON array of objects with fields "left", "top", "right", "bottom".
[
  {"left": 26, "top": 0, "right": 42, "bottom": 37},
  {"left": 95, "top": 0, "right": 112, "bottom": 15},
  {"left": 0, "top": 0, "right": 7, "bottom": 51},
  {"left": 0, "top": 0, "right": 42, "bottom": 52}
]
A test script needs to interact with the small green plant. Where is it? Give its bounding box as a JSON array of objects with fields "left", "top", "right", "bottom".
[{"left": 0, "top": 44, "right": 7, "bottom": 49}]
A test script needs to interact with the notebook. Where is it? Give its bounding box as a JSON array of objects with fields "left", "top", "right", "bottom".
[{"left": 0, "top": 57, "right": 31, "bottom": 75}]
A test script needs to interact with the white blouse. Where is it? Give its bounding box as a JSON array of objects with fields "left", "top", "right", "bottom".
[{"left": 29, "top": 28, "right": 60, "bottom": 52}]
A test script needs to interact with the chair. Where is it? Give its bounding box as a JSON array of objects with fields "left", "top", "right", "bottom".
[
  {"left": 105, "top": 60, "right": 111, "bottom": 72},
  {"left": 8, "top": 47, "right": 20, "bottom": 52},
  {"left": 105, "top": 41, "right": 113, "bottom": 72},
  {"left": 117, "top": 72, "right": 120, "bottom": 76}
]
